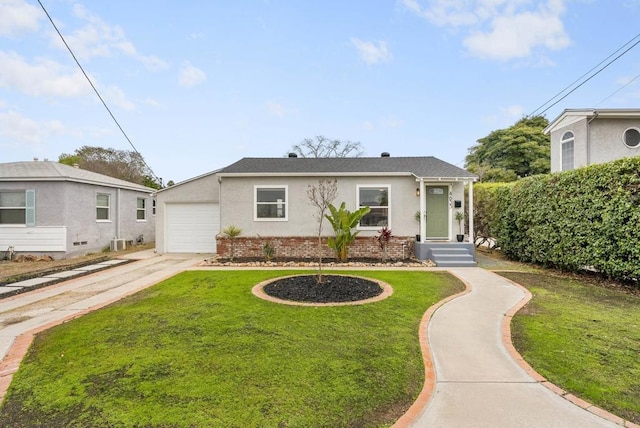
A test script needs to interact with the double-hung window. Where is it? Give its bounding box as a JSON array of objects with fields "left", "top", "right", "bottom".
[
  {"left": 137, "top": 198, "right": 146, "bottom": 221},
  {"left": 357, "top": 185, "right": 390, "bottom": 228},
  {"left": 0, "top": 191, "right": 27, "bottom": 225},
  {"left": 255, "top": 186, "right": 288, "bottom": 221},
  {"left": 96, "top": 193, "right": 110, "bottom": 221}
]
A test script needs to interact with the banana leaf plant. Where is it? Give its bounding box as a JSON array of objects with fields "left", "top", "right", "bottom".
[{"left": 325, "top": 202, "right": 371, "bottom": 262}]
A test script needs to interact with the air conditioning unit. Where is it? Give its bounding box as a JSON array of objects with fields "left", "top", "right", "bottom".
[{"left": 110, "top": 238, "right": 126, "bottom": 251}]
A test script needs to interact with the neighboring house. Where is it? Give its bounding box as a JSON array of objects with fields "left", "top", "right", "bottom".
[
  {"left": 545, "top": 108, "right": 640, "bottom": 172},
  {"left": 154, "top": 154, "right": 478, "bottom": 265},
  {"left": 0, "top": 160, "right": 156, "bottom": 259}
]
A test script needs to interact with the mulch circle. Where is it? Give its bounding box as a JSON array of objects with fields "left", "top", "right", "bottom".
[{"left": 253, "top": 274, "right": 393, "bottom": 306}]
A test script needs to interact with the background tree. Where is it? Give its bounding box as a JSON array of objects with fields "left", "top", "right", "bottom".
[
  {"left": 288, "top": 136, "right": 364, "bottom": 158},
  {"left": 306, "top": 178, "right": 338, "bottom": 283},
  {"left": 59, "top": 146, "right": 162, "bottom": 189},
  {"left": 465, "top": 116, "right": 550, "bottom": 182}
]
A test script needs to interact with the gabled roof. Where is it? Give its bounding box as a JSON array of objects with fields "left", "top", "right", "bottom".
[
  {"left": 0, "top": 161, "right": 155, "bottom": 192},
  {"left": 218, "top": 156, "right": 477, "bottom": 181},
  {"left": 153, "top": 168, "right": 222, "bottom": 195},
  {"left": 544, "top": 108, "right": 640, "bottom": 134}
]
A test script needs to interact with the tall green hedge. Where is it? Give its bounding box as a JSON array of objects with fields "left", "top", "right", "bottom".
[{"left": 474, "top": 157, "right": 640, "bottom": 282}]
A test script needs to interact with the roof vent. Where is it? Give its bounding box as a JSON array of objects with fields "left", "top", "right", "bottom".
[
  {"left": 33, "top": 157, "right": 39, "bottom": 161},
  {"left": 381, "top": 152, "right": 390, "bottom": 157},
  {"left": 288, "top": 153, "right": 298, "bottom": 158}
]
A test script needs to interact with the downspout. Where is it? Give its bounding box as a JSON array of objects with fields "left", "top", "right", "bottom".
[
  {"left": 116, "top": 188, "right": 121, "bottom": 240},
  {"left": 419, "top": 178, "right": 426, "bottom": 242},
  {"left": 468, "top": 181, "right": 474, "bottom": 244},
  {"left": 587, "top": 110, "right": 599, "bottom": 166}
]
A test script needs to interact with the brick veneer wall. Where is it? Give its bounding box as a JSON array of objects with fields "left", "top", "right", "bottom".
[{"left": 216, "top": 236, "right": 415, "bottom": 260}]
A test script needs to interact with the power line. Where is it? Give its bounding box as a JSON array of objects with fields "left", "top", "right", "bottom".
[
  {"left": 528, "top": 32, "right": 640, "bottom": 118},
  {"left": 36, "top": 0, "right": 162, "bottom": 185},
  {"left": 595, "top": 71, "right": 640, "bottom": 106}
]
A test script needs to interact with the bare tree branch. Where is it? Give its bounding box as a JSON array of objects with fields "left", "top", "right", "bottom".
[{"left": 289, "top": 136, "right": 364, "bottom": 158}]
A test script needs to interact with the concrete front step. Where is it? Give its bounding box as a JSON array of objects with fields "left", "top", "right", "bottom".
[
  {"left": 430, "top": 248, "right": 477, "bottom": 267},
  {"left": 434, "top": 260, "right": 478, "bottom": 267}
]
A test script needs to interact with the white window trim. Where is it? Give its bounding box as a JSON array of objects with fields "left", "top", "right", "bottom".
[
  {"left": 561, "top": 131, "right": 575, "bottom": 172},
  {"left": 96, "top": 193, "right": 111, "bottom": 222},
  {"left": 622, "top": 127, "right": 640, "bottom": 149},
  {"left": 0, "top": 190, "right": 30, "bottom": 226},
  {"left": 254, "top": 185, "right": 288, "bottom": 222},
  {"left": 137, "top": 197, "right": 147, "bottom": 222},
  {"left": 356, "top": 184, "right": 391, "bottom": 230}
]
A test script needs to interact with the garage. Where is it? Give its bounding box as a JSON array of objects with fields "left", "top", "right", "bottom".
[{"left": 166, "top": 203, "right": 219, "bottom": 253}]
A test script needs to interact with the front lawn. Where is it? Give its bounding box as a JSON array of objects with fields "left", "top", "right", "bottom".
[
  {"left": 502, "top": 271, "right": 640, "bottom": 424},
  {"left": 0, "top": 270, "right": 463, "bottom": 427}
]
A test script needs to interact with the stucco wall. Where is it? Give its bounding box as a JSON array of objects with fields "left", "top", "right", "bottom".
[
  {"left": 589, "top": 118, "right": 640, "bottom": 165},
  {"left": 0, "top": 181, "right": 154, "bottom": 258},
  {"left": 550, "top": 117, "right": 640, "bottom": 172},
  {"left": 219, "top": 175, "right": 468, "bottom": 240},
  {"left": 154, "top": 173, "right": 220, "bottom": 252},
  {"left": 219, "top": 175, "right": 421, "bottom": 238}
]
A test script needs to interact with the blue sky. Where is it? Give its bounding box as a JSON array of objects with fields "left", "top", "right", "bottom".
[{"left": 1, "top": 0, "right": 640, "bottom": 184}]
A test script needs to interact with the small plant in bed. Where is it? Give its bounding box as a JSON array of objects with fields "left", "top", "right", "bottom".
[{"left": 263, "top": 274, "right": 382, "bottom": 303}]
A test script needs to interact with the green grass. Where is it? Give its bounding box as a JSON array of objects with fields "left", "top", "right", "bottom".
[
  {"left": 501, "top": 271, "right": 640, "bottom": 424},
  {"left": 0, "top": 270, "right": 463, "bottom": 427}
]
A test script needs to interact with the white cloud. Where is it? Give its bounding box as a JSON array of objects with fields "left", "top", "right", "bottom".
[
  {"left": 350, "top": 38, "right": 391, "bottom": 64},
  {"left": 178, "top": 62, "right": 207, "bottom": 88},
  {"left": 0, "top": 110, "right": 75, "bottom": 147},
  {"left": 401, "top": 0, "right": 571, "bottom": 61},
  {"left": 0, "top": 51, "right": 90, "bottom": 98},
  {"left": 0, "top": 0, "right": 41, "bottom": 36},
  {"left": 265, "top": 101, "right": 298, "bottom": 118},
  {"left": 103, "top": 85, "right": 135, "bottom": 111},
  {"left": 50, "top": 3, "right": 168, "bottom": 70}
]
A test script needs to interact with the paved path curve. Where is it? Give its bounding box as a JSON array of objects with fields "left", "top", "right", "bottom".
[{"left": 411, "top": 267, "right": 619, "bottom": 427}]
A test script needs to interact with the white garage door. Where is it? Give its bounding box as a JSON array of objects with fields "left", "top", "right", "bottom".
[{"left": 166, "top": 203, "right": 220, "bottom": 253}]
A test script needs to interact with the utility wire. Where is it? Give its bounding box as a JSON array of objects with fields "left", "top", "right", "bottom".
[
  {"left": 595, "top": 71, "right": 640, "bottom": 106},
  {"left": 37, "top": 0, "right": 162, "bottom": 185},
  {"left": 528, "top": 32, "right": 640, "bottom": 118}
]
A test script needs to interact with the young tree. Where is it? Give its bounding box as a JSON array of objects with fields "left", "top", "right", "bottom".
[
  {"left": 59, "top": 146, "right": 162, "bottom": 189},
  {"left": 288, "top": 136, "right": 364, "bottom": 158},
  {"left": 465, "top": 116, "right": 550, "bottom": 182},
  {"left": 306, "top": 178, "right": 338, "bottom": 283}
]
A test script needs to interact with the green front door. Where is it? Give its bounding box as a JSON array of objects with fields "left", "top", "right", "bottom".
[{"left": 426, "top": 186, "right": 449, "bottom": 239}]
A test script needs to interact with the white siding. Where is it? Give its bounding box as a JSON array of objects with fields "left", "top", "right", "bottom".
[
  {"left": 0, "top": 226, "right": 67, "bottom": 252},
  {"left": 166, "top": 203, "right": 219, "bottom": 253}
]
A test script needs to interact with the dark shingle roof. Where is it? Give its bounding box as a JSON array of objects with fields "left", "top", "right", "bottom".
[
  {"left": 219, "top": 156, "right": 476, "bottom": 179},
  {"left": 0, "top": 161, "right": 155, "bottom": 192}
]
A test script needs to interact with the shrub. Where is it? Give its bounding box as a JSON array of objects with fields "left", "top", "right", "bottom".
[{"left": 475, "top": 157, "right": 640, "bottom": 283}]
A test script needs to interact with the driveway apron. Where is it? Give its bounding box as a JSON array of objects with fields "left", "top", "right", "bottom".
[{"left": 413, "top": 267, "right": 617, "bottom": 427}]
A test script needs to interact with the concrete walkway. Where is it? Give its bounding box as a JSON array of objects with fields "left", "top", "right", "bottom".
[
  {"left": 0, "top": 257, "right": 633, "bottom": 426},
  {"left": 410, "top": 267, "right": 621, "bottom": 427}
]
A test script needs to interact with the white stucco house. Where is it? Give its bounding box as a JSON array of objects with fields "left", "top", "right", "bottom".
[
  {"left": 155, "top": 154, "right": 478, "bottom": 266},
  {"left": 0, "top": 160, "right": 156, "bottom": 259},
  {"left": 545, "top": 108, "right": 640, "bottom": 172}
]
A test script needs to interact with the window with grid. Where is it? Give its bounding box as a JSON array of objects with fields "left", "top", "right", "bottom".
[
  {"left": 137, "top": 198, "right": 146, "bottom": 220},
  {"left": 96, "top": 193, "right": 110, "bottom": 221},
  {"left": 255, "top": 186, "right": 287, "bottom": 220},
  {"left": 357, "top": 185, "right": 390, "bottom": 228}
]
